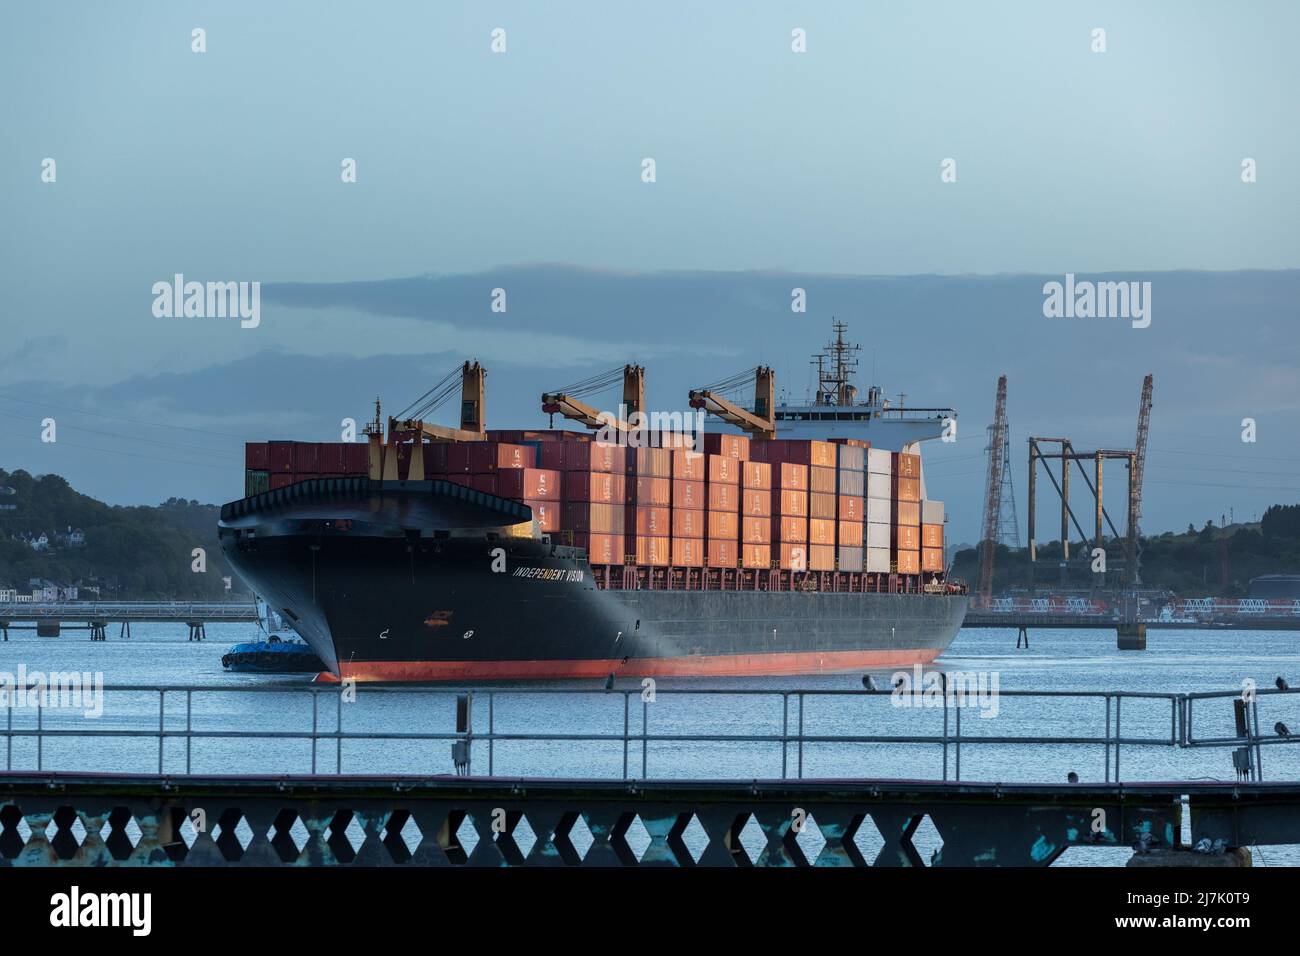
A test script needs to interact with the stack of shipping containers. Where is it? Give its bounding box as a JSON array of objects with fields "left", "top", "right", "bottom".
[
  {"left": 703, "top": 434, "right": 744, "bottom": 569},
  {"left": 740, "top": 456, "right": 772, "bottom": 569},
  {"left": 832, "top": 441, "right": 866, "bottom": 572},
  {"left": 921, "top": 499, "right": 945, "bottom": 573},
  {"left": 892, "top": 451, "right": 922, "bottom": 576},
  {"left": 625, "top": 446, "right": 672, "bottom": 566},
  {"left": 546, "top": 442, "right": 627, "bottom": 564},
  {"left": 866, "top": 448, "right": 892, "bottom": 573},
  {"left": 751, "top": 440, "right": 813, "bottom": 571},
  {"left": 670, "top": 447, "right": 706, "bottom": 567}
]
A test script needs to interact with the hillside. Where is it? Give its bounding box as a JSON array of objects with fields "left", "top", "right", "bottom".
[
  {"left": 950, "top": 504, "right": 1300, "bottom": 596},
  {"left": 0, "top": 469, "right": 247, "bottom": 600}
]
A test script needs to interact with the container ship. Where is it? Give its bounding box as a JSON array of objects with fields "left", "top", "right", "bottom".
[{"left": 218, "top": 324, "right": 968, "bottom": 682}]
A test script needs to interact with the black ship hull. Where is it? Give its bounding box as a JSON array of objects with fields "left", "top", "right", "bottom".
[{"left": 219, "top": 478, "right": 967, "bottom": 682}]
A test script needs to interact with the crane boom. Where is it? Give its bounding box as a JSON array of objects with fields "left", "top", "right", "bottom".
[
  {"left": 1126, "top": 373, "right": 1153, "bottom": 585},
  {"left": 688, "top": 367, "right": 776, "bottom": 439},
  {"left": 977, "top": 375, "right": 1008, "bottom": 608},
  {"left": 542, "top": 365, "right": 644, "bottom": 431}
]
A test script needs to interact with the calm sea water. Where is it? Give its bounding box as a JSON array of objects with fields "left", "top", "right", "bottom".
[{"left": 2, "top": 623, "right": 1298, "bottom": 865}]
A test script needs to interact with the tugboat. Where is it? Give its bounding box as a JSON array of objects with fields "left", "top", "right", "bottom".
[{"left": 220, "top": 600, "right": 325, "bottom": 673}]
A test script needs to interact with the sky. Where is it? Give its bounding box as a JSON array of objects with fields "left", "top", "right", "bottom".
[{"left": 1, "top": 1, "right": 1297, "bottom": 546}]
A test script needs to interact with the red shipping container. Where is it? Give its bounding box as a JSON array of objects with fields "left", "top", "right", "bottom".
[
  {"left": 706, "top": 539, "right": 737, "bottom": 568},
  {"left": 444, "top": 474, "right": 472, "bottom": 488},
  {"left": 775, "top": 463, "right": 809, "bottom": 491},
  {"left": 541, "top": 441, "right": 625, "bottom": 473},
  {"left": 245, "top": 443, "right": 269, "bottom": 470},
  {"left": 894, "top": 453, "right": 922, "bottom": 479},
  {"left": 839, "top": 495, "right": 864, "bottom": 522},
  {"left": 808, "top": 545, "right": 835, "bottom": 571},
  {"left": 566, "top": 471, "right": 626, "bottom": 504},
  {"left": 671, "top": 449, "right": 705, "bottom": 481},
  {"left": 922, "top": 523, "right": 944, "bottom": 549},
  {"left": 572, "top": 533, "right": 624, "bottom": 565},
  {"left": 922, "top": 547, "right": 944, "bottom": 572},
  {"left": 896, "top": 550, "right": 921, "bottom": 575},
  {"left": 707, "top": 455, "right": 740, "bottom": 485},
  {"left": 497, "top": 468, "right": 562, "bottom": 501},
  {"left": 838, "top": 521, "right": 864, "bottom": 547},
  {"left": 707, "top": 511, "right": 739, "bottom": 539},
  {"left": 470, "top": 442, "right": 536, "bottom": 472},
  {"left": 672, "top": 509, "right": 705, "bottom": 538},
  {"left": 701, "top": 433, "right": 750, "bottom": 460},
  {"left": 526, "top": 500, "right": 560, "bottom": 532},
  {"left": 344, "top": 442, "right": 369, "bottom": 474},
  {"left": 809, "top": 518, "right": 836, "bottom": 546},
  {"left": 446, "top": 443, "right": 473, "bottom": 474},
  {"left": 741, "top": 543, "right": 770, "bottom": 569},
  {"left": 777, "top": 516, "right": 808, "bottom": 543},
  {"left": 809, "top": 466, "right": 837, "bottom": 495},
  {"left": 895, "top": 525, "right": 920, "bottom": 550},
  {"left": 772, "top": 488, "right": 808, "bottom": 517},
  {"left": 317, "top": 443, "right": 346, "bottom": 474},
  {"left": 742, "top": 489, "right": 772, "bottom": 517},
  {"left": 471, "top": 475, "right": 498, "bottom": 495},
  {"left": 630, "top": 476, "right": 671, "bottom": 506},
  {"left": 628, "top": 506, "right": 671, "bottom": 536},
  {"left": 754, "top": 439, "right": 835, "bottom": 468},
  {"left": 291, "top": 443, "right": 321, "bottom": 474},
  {"left": 269, "top": 473, "right": 295, "bottom": 490},
  {"left": 741, "top": 516, "right": 771, "bottom": 544},
  {"left": 896, "top": 501, "right": 921, "bottom": 525},
  {"left": 809, "top": 493, "right": 837, "bottom": 520},
  {"left": 268, "top": 441, "right": 294, "bottom": 473},
  {"left": 707, "top": 483, "right": 740, "bottom": 512},
  {"left": 564, "top": 502, "right": 624, "bottom": 533},
  {"left": 671, "top": 537, "right": 706, "bottom": 567},
  {"left": 741, "top": 461, "right": 771, "bottom": 491},
  {"left": 635, "top": 536, "right": 670, "bottom": 566},
  {"left": 672, "top": 479, "right": 705, "bottom": 510},
  {"left": 422, "top": 443, "right": 449, "bottom": 475},
  {"left": 893, "top": 476, "right": 921, "bottom": 503}
]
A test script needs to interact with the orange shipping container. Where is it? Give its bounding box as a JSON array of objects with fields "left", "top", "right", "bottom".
[
  {"left": 470, "top": 442, "right": 536, "bottom": 472},
  {"left": 778, "top": 515, "right": 808, "bottom": 543},
  {"left": 741, "top": 543, "right": 770, "bottom": 569},
  {"left": 628, "top": 447, "right": 672, "bottom": 478},
  {"left": 707, "top": 454, "right": 740, "bottom": 485},
  {"left": 707, "top": 511, "right": 739, "bottom": 539},
  {"left": 775, "top": 543, "right": 808, "bottom": 570},
  {"left": 672, "top": 479, "right": 705, "bottom": 510},
  {"left": 702, "top": 433, "right": 750, "bottom": 460},
  {"left": 541, "top": 441, "right": 626, "bottom": 473},
  {"left": 894, "top": 453, "right": 921, "bottom": 479},
  {"left": 773, "top": 488, "right": 808, "bottom": 517},
  {"left": 671, "top": 537, "right": 706, "bottom": 567},
  {"left": 741, "top": 516, "right": 771, "bottom": 544},
  {"left": 563, "top": 502, "right": 624, "bottom": 533},
  {"left": 922, "top": 547, "right": 944, "bottom": 572},
  {"left": 526, "top": 500, "right": 560, "bottom": 532},
  {"left": 809, "top": 493, "right": 837, "bottom": 520},
  {"left": 629, "top": 506, "right": 671, "bottom": 536},
  {"left": 922, "top": 523, "right": 944, "bottom": 549},
  {"left": 572, "top": 533, "right": 624, "bottom": 564},
  {"left": 671, "top": 448, "right": 705, "bottom": 481},
  {"left": 809, "top": 466, "right": 837, "bottom": 495},
  {"left": 895, "top": 500, "right": 921, "bottom": 525},
  {"left": 566, "top": 472, "right": 626, "bottom": 504},
  {"left": 741, "top": 461, "right": 772, "bottom": 491},
  {"left": 896, "top": 550, "right": 921, "bottom": 575},
  {"left": 672, "top": 508, "right": 705, "bottom": 538},
  {"left": 635, "top": 536, "right": 671, "bottom": 566},
  {"left": 496, "top": 468, "right": 562, "bottom": 501},
  {"left": 742, "top": 489, "right": 772, "bottom": 517},
  {"left": 808, "top": 545, "right": 835, "bottom": 571},
  {"left": 893, "top": 476, "right": 921, "bottom": 503},
  {"left": 774, "top": 462, "right": 809, "bottom": 491},
  {"left": 706, "top": 538, "right": 737, "bottom": 568},
  {"left": 838, "top": 521, "right": 864, "bottom": 547},
  {"left": 809, "top": 518, "right": 836, "bottom": 546},
  {"left": 707, "top": 482, "right": 740, "bottom": 512},
  {"left": 630, "top": 476, "right": 671, "bottom": 506},
  {"left": 838, "top": 495, "right": 864, "bottom": 522},
  {"left": 895, "top": 525, "right": 920, "bottom": 550}
]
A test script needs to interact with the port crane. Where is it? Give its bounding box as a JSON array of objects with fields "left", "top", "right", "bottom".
[
  {"left": 367, "top": 361, "right": 488, "bottom": 479},
  {"left": 976, "top": 375, "right": 1009, "bottom": 608},
  {"left": 541, "top": 365, "right": 645, "bottom": 432},
  {"left": 688, "top": 367, "right": 777, "bottom": 439}
]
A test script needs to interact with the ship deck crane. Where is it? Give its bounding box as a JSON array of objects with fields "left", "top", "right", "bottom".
[
  {"left": 688, "top": 367, "right": 776, "bottom": 439},
  {"left": 541, "top": 365, "right": 644, "bottom": 431},
  {"left": 368, "top": 361, "right": 487, "bottom": 479}
]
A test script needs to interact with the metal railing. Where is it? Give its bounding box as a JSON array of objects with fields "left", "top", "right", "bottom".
[{"left": 3, "top": 683, "right": 1296, "bottom": 783}]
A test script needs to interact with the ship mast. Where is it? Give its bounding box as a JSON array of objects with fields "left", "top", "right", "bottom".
[{"left": 812, "top": 321, "right": 861, "bottom": 405}]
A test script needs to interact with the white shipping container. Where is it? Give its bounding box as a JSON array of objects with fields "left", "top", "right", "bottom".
[
  {"left": 867, "top": 521, "right": 890, "bottom": 550},
  {"left": 866, "top": 546, "right": 891, "bottom": 572},
  {"left": 866, "top": 496, "right": 893, "bottom": 524},
  {"left": 922, "top": 499, "right": 944, "bottom": 524},
  {"left": 867, "top": 448, "right": 892, "bottom": 476},
  {"left": 867, "top": 472, "right": 892, "bottom": 499}
]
